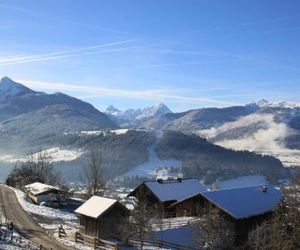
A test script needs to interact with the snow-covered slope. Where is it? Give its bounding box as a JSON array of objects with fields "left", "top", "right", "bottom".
[
  {"left": 266, "top": 101, "right": 300, "bottom": 109},
  {"left": 136, "top": 103, "right": 171, "bottom": 120},
  {"left": 0, "top": 77, "right": 118, "bottom": 154},
  {"left": 0, "top": 76, "right": 35, "bottom": 102},
  {"left": 105, "top": 105, "right": 122, "bottom": 116}
]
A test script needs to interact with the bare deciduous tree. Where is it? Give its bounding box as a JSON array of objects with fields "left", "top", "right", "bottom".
[
  {"left": 121, "top": 192, "right": 154, "bottom": 249},
  {"left": 194, "top": 204, "right": 235, "bottom": 250},
  {"left": 248, "top": 174, "right": 300, "bottom": 250},
  {"left": 6, "top": 150, "right": 61, "bottom": 188},
  {"left": 85, "top": 148, "right": 106, "bottom": 197}
]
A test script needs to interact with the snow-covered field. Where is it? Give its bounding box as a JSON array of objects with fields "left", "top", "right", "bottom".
[
  {"left": 29, "top": 147, "right": 83, "bottom": 162},
  {"left": 80, "top": 128, "right": 129, "bottom": 136},
  {"left": 125, "top": 147, "right": 181, "bottom": 178},
  {"left": 0, "top": 147, "right": 83, "bottom": 163}
]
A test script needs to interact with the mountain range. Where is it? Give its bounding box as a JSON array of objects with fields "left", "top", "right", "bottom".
[
  {"left": 106, "top": 99, "right": 300, "bottom": 167},
  {"left": 0, "top": 76, "right": 296, "bottom": 184},
  {"left": 0, "top": 77, "right": 117, "bottom": 154},
  {"left": 104, "top": 103, "right": 172, "bottom": 127}
]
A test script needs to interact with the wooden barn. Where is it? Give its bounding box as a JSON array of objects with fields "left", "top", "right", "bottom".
[
  {"left": 128, "top": 178, "right": 207, "bottom": 217},
  {"left": 75, "top": 196, "right": 129, "bottom": 240},
  {"left": 170, "top": 184, "right": 282, "bottom": 243},
  {"left": 24, "top": 182, "right": 62, "bottom": 205}
]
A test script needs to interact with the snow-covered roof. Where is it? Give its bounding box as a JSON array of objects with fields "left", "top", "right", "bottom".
[
  {"left": 24, "top": 182, "right": 60, "bottom": 196},
  {"left": 202, "top": 185, "right": 282, "bottom": 219},
  {"left": 74, "top": 196, "right": 118, "bottom": 219},
  {"left": 144, "top": 179, "right": 207, "bottom": 202}
]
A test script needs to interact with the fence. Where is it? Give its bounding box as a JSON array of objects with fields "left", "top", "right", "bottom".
[
  {"left": 129, "top": 238, "right": 200, "bottom": 250},
  {"left": 75, "top": 231, "right": 119, "bottom": 250},
  {"left": 152, "top": 217, "right": 201, "bottom": 230}
]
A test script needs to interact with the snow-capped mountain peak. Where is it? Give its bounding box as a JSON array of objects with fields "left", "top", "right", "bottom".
[
  {"left": 250, "top": 99, "right": 300, "bottom": 109},
  {"left": 253, "top": 99, "right": 270, "bottom": 108},
  {"left": 267, "top": 101, "right": 300, "bottom": 109},
  {"left": 136, "top": 103, "right": 172, "bottom": 120},
  {"left": 104, "top": 103, "right": 172, "bottom": 124},
  {"left": 105, "top": 105, "right": 121, "bottom": 116},
  {"left": 0, "top": 76, "right": 34, "bottom": 101}
]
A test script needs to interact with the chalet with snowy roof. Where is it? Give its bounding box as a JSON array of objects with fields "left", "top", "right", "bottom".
[
  {"left": 75, "top": 196, "right": 129, "bottom": 239},
  {"left": 24, "top": 182, "right": 62, "bottom": 205},
  {"left": 128, "top": 178, "right": 207, "bottom": 217},
  {"left": 170, "top": 184, "right": 282, "bottom": 242}
]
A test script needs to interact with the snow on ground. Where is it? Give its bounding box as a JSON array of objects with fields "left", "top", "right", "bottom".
[
  {"left": 147, "top": 217, "right": 200, "bottom": 248},
  {"left": 0, "top": 147, "right": 83, "bottom": 163},
  {"left": 125, "top": 147, "right": 181, "bottom": 178},
  {"left": 0, "top": 225, "right": 38, "bottom": 250},
  {"left": 13, "top": 188, "right": 95, "bottom": 249},
  {"left": 14, "top": 189, "right": 77, "bottom": 221},
  {"left": 151, "top": 225, "right": 197, "bottom": 248},
  {"left": 29, "top": 147, "right": 83, "bottom": 162},
  {"left": 80, "top": 130, "right": 104, "bottom": 136},
  {"left": 0, "top": 207, "right": 38, "bottom": 249},
  {"left": 110, "top": 129, "right": 129, "bottom": 135},
  {"left": 53, "top": 231, "right": 94, "bottom": 250},
  {"left": 80, "top": 129, "right": 129, "bottom": 136}
]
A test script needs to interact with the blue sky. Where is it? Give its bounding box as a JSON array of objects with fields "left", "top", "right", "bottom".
[{"left": 0, "top": 0, "right": 300, "bottom": 111}]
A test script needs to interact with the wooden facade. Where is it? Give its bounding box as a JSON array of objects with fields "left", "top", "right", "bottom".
[
  {"left": 78, "top": 202, "right": 129, "bottom": 239},
  {"left": 170, "top": 193, "right": 274, "bottom": 244},
  {"left": 128, "top": 179, "right": 207, "bottom": 218},
  {"left": 129, "top": 183, "right": 175, "bottom": 217},
  {"left": 28, "top": 189, "right": 61, "bottom": 204},
  {"left": 170, "top": 194, "right": 205, "bottom": 217}
]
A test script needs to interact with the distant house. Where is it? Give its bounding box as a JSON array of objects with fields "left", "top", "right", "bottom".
[
  {"left": 170, "top": 185, "right": 282, "bottom": 242},
  {"left": 75, "top": 196, "right": 129, "bottom": 239},
  {"left": 24, "top": 182, "right": 62, "bottom": 205},
  {"left": 128, "top": 178, "right": 207, "bottom": 217}
]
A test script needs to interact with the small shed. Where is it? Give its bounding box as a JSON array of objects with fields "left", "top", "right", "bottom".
[
  {"left": 24, "top": 182, "right": 62, "bottom": 205},
  {"left": 74, "top": 196, "right": 129, "bottom": 239},
  {"left": 128, "top": 178, "right": 207, "bottom": 217}
]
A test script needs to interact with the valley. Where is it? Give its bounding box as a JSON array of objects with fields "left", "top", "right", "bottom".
[{"left": 0, "top": 77, "right": 297, "bottom": 185}]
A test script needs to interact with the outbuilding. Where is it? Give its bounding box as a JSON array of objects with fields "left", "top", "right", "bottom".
[
  {"left": 24, "top": 182, "right": 62, "bottom": 205},
  {"left": 75, "top": 196, "right": 129, "bottom": 240}
]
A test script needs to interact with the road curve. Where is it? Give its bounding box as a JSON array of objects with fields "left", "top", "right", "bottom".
[{"left": 0, "top": 184, "right": 73, "bottom": 250}]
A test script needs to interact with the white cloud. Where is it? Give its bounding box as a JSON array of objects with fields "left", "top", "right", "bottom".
[
  {"left": 199, "top": 114, "right": 275, "bottom": 139},
  {"left": 199, "top": 113, "right": 300, "bottom": 167},
  {"left": 17, "top": 79, "right": 239, "bottom": 106},
  {"left": 0, "top": 40, "right": 135, "bottom": 65}
]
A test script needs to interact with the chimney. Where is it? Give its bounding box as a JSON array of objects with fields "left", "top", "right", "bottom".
[
  {"left": 177, "top": 177, "right": 182, "bottom": 183},
  {"left": 262, "top": 186, "right": 268, "bottom": 193},
  {"left": 157, "top": 178, "right": 163, "bottom": 184}
]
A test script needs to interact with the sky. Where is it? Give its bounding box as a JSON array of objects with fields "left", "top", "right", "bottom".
[{"left": 0, "top": 0, "right": 300, "bottom": 112}]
